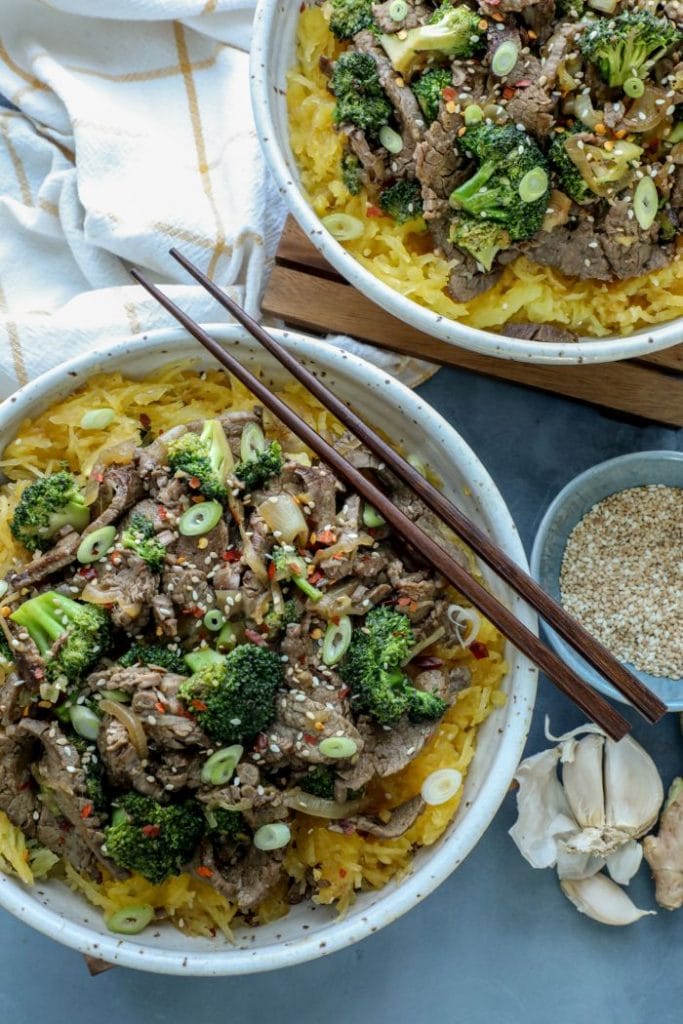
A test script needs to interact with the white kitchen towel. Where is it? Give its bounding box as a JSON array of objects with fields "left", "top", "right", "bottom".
[{"left": 0, "top": 0, "right": 435, "bottom": 400}]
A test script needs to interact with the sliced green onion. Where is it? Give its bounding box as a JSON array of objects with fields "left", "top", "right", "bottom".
[
  {"left": 464, "top": 104, "right": 484, "bottom": 126},
  {"left": 69, "top": 705, "right": 100, "bottom": 741},
  {"left": 253, "top": 823, "right": 291, "bottom": 851},
  {"left": 239, "top": 421, "right": 266, "bottom": 462},
  {"left": 184, "top": 647, "right": 225, "bottom": 673},
  {"left": 77, "top": 526, "right": 116, "bottom": 564},
  {"left": 178, "top": 501, "right": 223, "bottom": 537},
  {"left": 106, "top": 904, "right": 154, "bottom": 935},
  {"left": 624, "top": 77, "right": 645, "bottom": 99},
  {"left": 216, "top": 622, "right": 237, "bottom": 651},
  {"left": 518, "top": 166, "right": 549, "bottom": 203},
  {"left": 633, "top": 175, "right": 659, "bottom": 230},
  {"left": 668, "top": 122, "right": 683, "bottom": 144},
  {"left": 321, "top": 616, "right": 353, "bottom": 666},
  {"left": 319, "top": 735, "right": 358, "bottom": 759},
  {"left": 111, "top": 807, "right": 129, "bottom": 827},
  {"left": 80, "top": 408, "right": 115, "bottom": 430},
  {"left": 362, "top": 503, "right": 386, "bottom": 528},
  {"left": 204, "top": 609, "right": 226, "bottom": 632},
  {"left": 491, "top": 40, "right": 518, "bottom": 77},
  {"left": 321, "top": 213, "right": 365, "bottom": 241},
  {"left": 379, "top": 125, "right": 404, "bottom": 154},
  {"left": 0, "top": 581, "right": 8, "bottom": 601},
  {"left": 388, "top": 0, "right": 408, "bottom": 19},
  {"left": 293, "top": 574, "right": 323, "bottom": 603},
  {"left": 201, "top": 744, "right": 244, "bottom": 786},
  {"left": 101, "top": 689, "right": 131, "bottom": 704},
  {"left": 421, "top": 768, "right": 462, "bottom": 806}
]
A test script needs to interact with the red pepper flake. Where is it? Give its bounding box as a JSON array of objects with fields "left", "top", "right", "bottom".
[
  {"left": 33, "top": 667, "right": 44, "bottom": 681},
  {"left": 414, "top": 655, "right": 444, "bottom": 669},
  {"left": 189, "top": 476, "right": 201, "bottom": 490},
  {"left": 502, "top": 86, "right": 516, "bottom": 100},
  {"left": 182, "top": 606, "right": 205, "bottom": 619},
  {"left": 442, "top": 86, "right": 457, "bottom": 102},
  {"left": 80, "top": 804, "right": 93, "bottom": 820},
  {"left": 366, "top": 205, "right": 382, "bottom": 218},
  {"left": 157, "top": 505, "right": 168, "bottom": 520},
  {"left": 222, "top": 548, "right": 240, "bottom": 562},
  {"left": 308, "top": 570, "right": 324, "bottom": 586},
  {"left": 338, "top": 685, "right": 351, "bottom": 700},
  {"left": 154, "top": 701, "right": 166, "bottom": 714},
  {"left": 191, "top": 699, "right": 208, "bottom": 712},
  {"left": 139, "top": 413, "right": 151, "bottom": 429},
  {"left": 470, "top": 641, "right": 490, "bottom": 660},
  {"left": 331, "top": 552, "right": 346, "bottom": 561},
  {"left": 303, "top": 733, "right": 318, "bottom": 745},
  {"left": 142, "top": 824, "right": 161, "bottom": 838},
  {"left": 396, "top": 596, "right": 412, "bottom": 607},
  {"left": 268, "top": 561, "right": 276, "bottom": 581},
  {"left": 245, "top": 627, "right": 268, "bottom": 646},
  {"left": 109, "top": 551, "right": 123, "bottom": 566},
  {"left": 514, "top": 78, "right": 532, "bottom": 88},
  {"left": 78, "top": 565, "right": 98, "bottom": 580},
  {"left": 196, "top": 865, "right": 214, "bottom": 879},
  {"left": 253, "top": 733, "right": 269, "bottom": 752},
  {"left": 339, "top": 868, "right": 347, "bottom": 878},
  {"left": 91, "top": 472, "right": 104, "bottom": 484},
  {"left": 316, "top": 529, "right": 336, "bottom": 546}
]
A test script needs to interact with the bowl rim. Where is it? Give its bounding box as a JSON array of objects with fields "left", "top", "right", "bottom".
[
  {"left": 0, "top": 324, "right": 537, "bottom": 975},
  {"left": 529, "top": 449, "right": 683, "bottom": 707},
  {"left": 250, "top": 0, "right": 683, "bottom": 367}
]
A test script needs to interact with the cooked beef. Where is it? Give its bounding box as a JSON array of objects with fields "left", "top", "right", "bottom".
[
  {"left": 90, "top": 464, "right": 144, "bottom": 531},
  {"left": 171, "top": 518, "right": 229, "bottom": 567},
  {"left": 162, "top": 564, "right": 214, "bottom": 618},
  {"left": 97, "top": 715, "right": 165, "bottom": 801},
  {"left": 430, "top": 215, "right": 503, "bottom": 300},
  {"left": 198, "top": 842, "right": 285, "bottom": 912},
  {"left": 255, "top": 691, "right": 364, "bottom": 768},
  {"left": 601, "top": 197, "right": 673, "bottom": 279},
  {"left": 219, "top": 409, "right": 263, "bottom": 461},
  {"left": 372, "top": 0, "right": 431, "bottom": 33},
  {"left": 152, "top": 593, "right": 178, "bottom": 636},
  {"left": 344, "top": 128, "right": 388, "bottom": 191},
  {"left": 132, "top": 686, "right": 210, "bottom": 751},
  {"left": 332, "top": 794, "right": 425, "bottom": 838},
  {"left": 86, "top": 663, "right": 169, "bottom": 696},
  {"left": 281, "top": 462, "right": 341, "bottom": 532},
  {"left": 505, "top": 322, "right": 579, "bottom": 343},
  {"left": 7, "top": 527, "right": 81, "bottom": 589},
  {"left": 0, "top": 672, "right": 26, "bottom": 725},
  {"left": 5, "top": 625, "right": 45, "bottom": 689},
  {"left": 665, "top": 0, "right": 683, "bottom": 24},
  {"left": 0, "top": 725, "right": 39, "bottom": 832},
  {"left": 415, "top": 115, "right": 465, "bottom": 222},
  {"left": 94, "top": 550, "right": 159, "bottom": 632}
]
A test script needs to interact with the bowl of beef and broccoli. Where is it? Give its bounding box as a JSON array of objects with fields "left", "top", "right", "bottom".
[
  {"left": 0, "top": 325, "right": 536, "bottom": 974},
  {"left": 252, "top": 0, "right": 683, "bottom": 360}
]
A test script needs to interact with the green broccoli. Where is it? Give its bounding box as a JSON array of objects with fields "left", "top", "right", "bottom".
[
  {"left": 11, "top": 592, "right": 111, "bottom": 683},
  {"left": 578, "top": 11, "right": 680, "bottom": 88},
  {"left": 119, "top": 641, "right": 189, "bottom": 676},
  {"left": 340, "top": 606, "right": 448, "bottom": 725},
  {"left": 549, "top": 128, "right": 643, "bottom": 202},
  {"left": 10, "top": 471, "right": 89, "bottom": 553},
  {"left": 71, "top": 736, "right": 109, "bottom": 816},
  {"left": 167, "top": 419, "right": 232, "bottom": 502},
  {"left": 412, "top": 67, "right": 452, "bottom": 123},
  {"left": 233, "top": 440, "right": 283, "bottom": 493},
  {"left": 548, "top": 127, "right": 593, "bottom": 205},
  {"left": 379, "top": 3, "right": 486, "bottom": 77},
  {"left": 331, "top": 51, "right": 392, "bottom": 137},
  {"left": 557, "top": 0, "right": 584, "bottom": 18},
  {"left": 271, "top": 546, "right": 323, "bottom": 602},
  {"left": 450, "top": 123, "right": 550, "bottom": 242},
  {"left": 449, "top": 218, "right": 511, "bottom": 272},
  {"left": 121, "top": 513, "right": 166, "bottom": 573},
  {"left": 0, "top": 633, "right": 13, "bottom": 669},
  {"left": 104, "top": 794, "right": 205, "bottom": 884},
  {"left": 341, "top": 150, "right": 363, "bottom": 195},
  {"left": 205, "top": 806, "right": 247, "bottom": 842},
  {"left": 329, "top": 0, "right": 375, "bottom": 40},
  {"left": 264, "top": 598, "right": 301, "bottom": 637},
  {"left": 300, "top": 765, "right": 337, "bottom": 800},
  {"left": 379, "top": 180, "right": 423, "bottom": 224},
  {"left": 178, "top": 643, "right": 283, "bottom": 745}
]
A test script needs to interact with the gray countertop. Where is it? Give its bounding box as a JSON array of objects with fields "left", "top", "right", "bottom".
[{"left": 1, "top": 365, "right": 682, "bottom": 1022}]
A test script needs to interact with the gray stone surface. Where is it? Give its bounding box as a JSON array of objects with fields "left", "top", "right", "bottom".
[{"left": 0, "top": 364, "right": 682, "bottom": 1020}]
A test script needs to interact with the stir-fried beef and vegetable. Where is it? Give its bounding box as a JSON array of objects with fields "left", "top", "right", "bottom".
[
  {"left": 0, "top": 406, "right": 482, "bottom": 929},
  {"left": 320, "top": 0, "right": 683, "bottom": 300}
]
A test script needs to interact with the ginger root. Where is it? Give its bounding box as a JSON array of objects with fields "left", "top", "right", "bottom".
[{"left": 643, "top": 778, "right": 683, "bottom": 911}]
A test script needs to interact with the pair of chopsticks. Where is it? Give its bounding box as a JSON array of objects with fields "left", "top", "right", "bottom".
[{"left": 131, "top": 251, "right": 666, "bottom": 741}]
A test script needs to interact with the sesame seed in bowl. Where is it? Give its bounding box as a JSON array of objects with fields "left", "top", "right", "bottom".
[{"left": 530, "top": 450, "right": 683, "bottom": 711}]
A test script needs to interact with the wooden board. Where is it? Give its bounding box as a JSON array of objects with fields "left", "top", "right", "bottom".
[{"left": 263, "top": 218, "right": 683, "bottom": 428}]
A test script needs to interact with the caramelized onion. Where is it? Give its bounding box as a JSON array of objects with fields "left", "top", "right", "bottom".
[
  {"left": 622, "top": 84, "right": 669, "bottom": 133},
  {"left": 403, "top": 625, "right": 446, "bottom": 664},
  {"left": 312, "top": 531, "right": 374, "bottom": 565},
  {"left": 284, "top": 789, "right": 367, "bottom": 820},
  {"left": 228, "top": 495, "right": 269, "bottom": 584},
  {"left": 564, "top": 136, "right": 642, "bottom": 197},
  {"left": 257, "top": 493, "right": 308, "bottom": 546},
  {"left": 92, "top": 437, "right": 138, "bottom": 470},
  {"left": 542, "top": 190, "right": 573, "bottom": 231},
  {"left": 568, "top": 93, "right": 603, "bottom": 130},
  {"left": 100, "top": 699, "right": 148, "bottom": 760},
  {"left": 81, "top": 581, "right": 141, "bottom": 620}
]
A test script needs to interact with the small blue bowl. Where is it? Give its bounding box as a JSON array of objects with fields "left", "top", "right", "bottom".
[{"left": 530, "top": 450, "right": 683, "bottom": 710}]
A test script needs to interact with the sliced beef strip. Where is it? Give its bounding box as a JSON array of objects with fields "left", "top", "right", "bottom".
[
  {"left": 5, "top": 625, "right": 47, "bottom": 690},
  {"left": 162, "top": 564, "right": 213, "bottom": 616},
  {"left": 152, "top": 593, "right": 178, "bottom": 636},
  {"left": 169, "top": 517, "right": 229, "bottom": 568},
  {"left": 415, "top": 114, "right": 465, "bottom": 222},
  {"left": 281, "top": 462, "right": 341, "bottom": 532},
  {"left": 89, "top": 464, "right": 144, "bottom": 532},
  {"left": 505, "top": 322, "right": 579, "bottom": 343},
  {"left": 372, "top": 0, "right": 432, "bottom": 33},
  {"left": 0, "top": 725, "right": 40, "bottom": 833},
  {"left": 665, "top": 0, "right": 683, "bottom": 24},
  {"left": 132, "top": 687, "right": 210, "bottom": 751},
  {"left": 344, "top": 127, "right": 389, "bottom": 193},
  {"left": 429, "top": 214, "right": 502, "bottom": 301},
  {"left": 540, "top": 22, "right": 582, "bottom": 87},
  {"left": 520, "top": 0, "right": 556, "bottom": 44},
  {"left": 196, "top": 841, "right": 285, "bottom": 912},
  {"left": 601, "top": 196, "right": 673, "bottom": 279},
  {"left": 0, "top": 672, "right": 28, "bottom": 726},
  {"left": 331, "top": 794, "right": 425, "bottom": 838},
  {"left": 6, "top": 527, "right": 82, "bottom": 590},
  {"left": 93, "top": 550, "right": 159, "bottom": 632},
  {"left": 86, "top": 663, "right": 173, "bottom": 696},
  {"left": 97, "top": 715, "right": 166, "bottom": 802},
  {"left": 254, "top": 691, "right": 363, "bottom": 768},
  {"left": 219, "top": 409, "right": 263, "bottom": 462},
  {"left": 317, "top": 495, "right": 363, "bottom": 581}
]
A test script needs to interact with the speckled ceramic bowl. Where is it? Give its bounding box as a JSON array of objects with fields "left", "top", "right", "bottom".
[
  {"left": 530, "top": 450, "right": 683, "bottom": 709},
  {"left": 250, "top": 0, "right": 683, "bottom": 366},
  {"left": 0, "top": 325, "right": 537, "bottom": 974}
]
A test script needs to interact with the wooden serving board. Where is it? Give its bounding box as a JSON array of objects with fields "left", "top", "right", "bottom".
[{"left": 263, "top": 218, "right": 683, "bottom": 428}]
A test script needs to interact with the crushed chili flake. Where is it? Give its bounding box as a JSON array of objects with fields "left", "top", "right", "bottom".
[
  {"left": 514, "top": 79, "right": 532, "bottom": 88},
  {"left": 413, "top": 655, "right": 444, "bottom": 669},
  {"left": 442, "top": 86, "right": 457, "bottom": 102},
  {"left": 189, "top": 476, "right": 201, "bottom": 490},
  {"left": 366, "top": 205, "right": 382, "bottom": 218},
  {"left": 316, "top": 529, "right": 336, "bottom": 545},
  {"left": 245, "top": 628, "right": 268, "bottom": 646},
  {"left": 338, "top": 685, "right": 351, "bottom": 700},
  {"left": 254, "top": 733, "right": 269, "bottom": 752},
  {"left": 142, "top": 824, "right": 161, "bottom": 838},
  {"left": 91, "top": 472, "right": 104, "bottom": 484},
  {"left": 109, "top": 551, "right": 123, "bottom": 566},
  {"left": 191, "top": 699, "right": 208, "bottom": 712},
  {"left": 339, "top": 868, "right": 347, "bottom": 878},
  {"left": 303, "top": 733, "right": 318, "bottom": 745},
  {"left": 308, "top": 570, "right": 324, "bottom": 586},
  {"left": 80, "top": 804, "right": 93, "bottom": 820},
  {"left": 502, "top": 86, "right": 516, "bottom": 100},
  {"left": 139, "top": 413, "right": 151, "bottom": 429},
  {"left": 154, "top": 701, "right": 166, "bottom": 714},
  {"left": 396, "top": 596, "right": 412, "bottom": 607},
  {"left": 268, "top": 561, "right": 276, "bottom": 580},
  {"left": 196, "top": 865, "right": 214, "bottom": 878},
  {"left": 470, "top": 641, "right": 490, "bottom": 660},
  {"left": 222, "top": 548, "right": 241, "bottom": 562},
  {"left": 78, "top": 566, "right": 98, "bottom": 580},
  {"left": 157, "top": 505, "right": 167, "bottom": 520}
]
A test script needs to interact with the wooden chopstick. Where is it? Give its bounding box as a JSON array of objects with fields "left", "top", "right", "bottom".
[
  {"left": 169, "top": 248, "right": 666, "bottom": 726},
  {"left": 131, "top": 267, "right": 631, "bottom": 741}
]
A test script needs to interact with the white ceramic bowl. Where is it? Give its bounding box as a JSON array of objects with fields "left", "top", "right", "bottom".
[
  {"left": 250, "top": 0, "right": 683, "bottom": 366},
  {"left": 0, "top": 325, "right": 537, "bottom": 975}
]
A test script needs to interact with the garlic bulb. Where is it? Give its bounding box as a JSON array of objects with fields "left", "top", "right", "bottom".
[{"left": 560, "top": 874, "right": 655, "bottom": 926}]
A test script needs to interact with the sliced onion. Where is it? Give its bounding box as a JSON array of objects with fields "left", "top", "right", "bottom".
[
  {"left": 447, "top": 604, "right": 481, "bottom": 647},
  {"left": 563, "top": 137, "right": 643, "bottom": 198},
  {"left": 313, "top": 531, "right": 373, "bottom": 565},
  {"left": 321, "top": 213, "right": 364, "bottom": 241},
  {"left": 568, "top": 93, "right": 603, "bottom": 131},
  {"left": 92, "top": 438, "right": 138, "bottom": 469},
  {"left": 100, "top": 699, "right": 148, "bottom": 760},
  {"left": 421, "top": 768, "right": 462, "bottom": 806},
  {"left": 284, "top": 789, "right": 366, "bottom": 819},
  {"left": 82, "top": 581, "right": 141, "bottom": 621},
  {"left": 253, "top": 823, "right": 291, "bottom": 851},
  {"left": 622, "top": 84, "right": 669, "bottom": 133},
  {"left": 542, "top": 189, "right": 573, "bottom": 232},
  {"left": 257, "top": 493, "right": 308, "bottom": 546},
  {"left": 633, "top": 175, "right": 659, "bottom": 230},
  {"left": 404, "top": 624, "right": 446, "bottom": 664}
]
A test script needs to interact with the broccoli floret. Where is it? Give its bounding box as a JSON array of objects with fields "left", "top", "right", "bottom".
[
  {"left": 578, "top": 11, "right": 680, "bottom": 88},
  {"left": 549, "top": 127, "right": 593, "bottom": 205},
  {"left": 412, "top": 67, "right": 452, "bottom": 123},
  {"left": 331, "top": 51, "right": 392, "bottom": 136},
  {"left": 301, "top": 766, "right": 337, "bottom": 800},
  {"left": 271, "top": 546, "right": 323, "bottom": 602},
  {"left": 329, "top": 0, "right": 375, "bottom": 39},
  {"left": 71, "top": 736, "right": 109, "bottom": 816},
  {"left": 341, "top": 150, "right": 363, "bottom": 195},
  {"left": 340, "top": 606, "right": 448, "bottom": 725},
  {"left": 449, "top": 218, "right": 511, "bottom": 272},
  {"left": 556, "top": 0, "right": 584, "bottom": 18},
  {"left": 450, "top": 123, "right": 550, "bottom": 242},
  {"left": 234, "top": 440, "right": 283, "bottom": 492},
  {"left": 178, "top": 643, "right": 283, "bottom": 744},
  {"left": 104, "top": 794, "right": 205, "bottom": 884},
  {"left": 10, "top": 472, "right": 89, "bottom": 553},
  {"left": 121, "top": 513, "right": 166, "bottom": 573},
  {"left": 167, "top": 419, "right": 232, "bottom": 502},
  {"left": 379, "top": 180, "right": 423, "bottom": 224},
  {"left": 549, "top": 128, "right": 643, "bottom": 202},
  {"left": 379, "top": 4, "right": 486, "bottom": 77},
  {"left": 0, "top": 633, "right": 13, "bottom": 669},
  {"left": 264, "top": 599, "right": 301, "bottom": 637},
  {"left": 11, "top": 592, "right": 111, "bottom": 683},
  {"left": 205, "top": 806, "right": 247, "bottom": 842},
  {"left": 119, "top": 641, "right": 189, "bottom": 676}
]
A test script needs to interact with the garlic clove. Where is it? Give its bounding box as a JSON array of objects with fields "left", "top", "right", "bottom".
[
  {"left": 509, "top": 747, "right": 578, "bottom": 869},
  {"left": 604, "top": 734, "right": 664, "bottom": 838},
  {"left": 606, "top": 839, "right": 643, "bottom": 886},
  {"left": 560, "top": 873, "right": 656, "bottom": 926},
  {"left": 556, "top": 842, "right": 605, "bottom": 881},
  {"left": 562, "top": 734, "right": 606, "bottom": 830}
]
